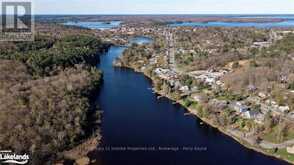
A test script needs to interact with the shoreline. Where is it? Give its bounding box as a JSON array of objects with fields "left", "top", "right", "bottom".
[{"left": 117, "top": 65, "right": 294, "bottom": 165}]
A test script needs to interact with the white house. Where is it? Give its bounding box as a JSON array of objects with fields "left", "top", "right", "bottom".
[
  {"left": 179, "top": 86, "right": 189, "bottom": 93},
  {"left": 243, "top": 110, "right": 258, "bottom": 119},
  {"left": 230, "top": 102, "right": 249, "bottom": 113},
  {"left": 278, "top": 106, "right": 290, "bottom": 113}
]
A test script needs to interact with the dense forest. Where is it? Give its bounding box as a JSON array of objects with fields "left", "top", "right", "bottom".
[{"left": 0, "top": 24, "right": 110, "bottom": 164}]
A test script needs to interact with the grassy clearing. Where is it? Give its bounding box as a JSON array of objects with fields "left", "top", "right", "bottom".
[
  {"left": 262, "top": 126, "right": 294, "bottom": 144},
  {"left": 276, "top": 148, "right": 294, "bottom": 162}
]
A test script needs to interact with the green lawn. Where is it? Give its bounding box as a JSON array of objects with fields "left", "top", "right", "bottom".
[
  {"left": 276, "top": 148, "right": 294, "bottom": 163},
  {"left": 262, "top": 126, "right": 294, "bottom": 144}
]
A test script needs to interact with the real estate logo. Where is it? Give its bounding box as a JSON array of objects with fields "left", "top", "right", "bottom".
[
  {"left": 0, "top": 0, "right": 34, "bottom": 41},
  {"left": 0, "top": 150, "right": 29, "bottom": 164}
]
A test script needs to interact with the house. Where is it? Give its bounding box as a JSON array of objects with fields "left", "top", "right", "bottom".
[
  {"left": 216, "top": 80, "right": 225, "bottom": 87},
  {"left": 191, "top": 86, "right": 199, "bottom": 92},
  {"left": 278, "top": 106, "right": 290, "bottom": 113},
  {"left": 251, "top": 41, "right": 271, "bottom": 48},
  {"left": 154, "top": 68, "right": 178, "bottom": 80},
  {"left": 247, "top": 84, "right": 257, "bottom": 92},
  {"left": 243, "top": 110, "right": 258, "bottom": 119},
  {"left": 254, "top": 113, "right": 265, "bottom": 124},
  {"left": 179, "top": 86, "right": 189, "bottom": 93},
  {"left": 190, "top": 70, "right": 228, "bottom": 86},
  {"left": 258, "top": 92, "right": 267, "bottom": 99},
  {"left": 230, "top": 102, "right": 249, "bottom": 113},
  {"left": 265, "top": 99, "right": 278, "bottom": 106}
]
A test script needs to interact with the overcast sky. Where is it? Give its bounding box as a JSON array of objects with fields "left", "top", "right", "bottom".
[{"left": 33, "top": 0, "right": 294, "bottom": 15}]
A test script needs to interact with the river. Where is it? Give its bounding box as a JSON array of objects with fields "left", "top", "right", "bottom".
[{"left": 89, "top": 37, "right": 289, "bottom": 165}]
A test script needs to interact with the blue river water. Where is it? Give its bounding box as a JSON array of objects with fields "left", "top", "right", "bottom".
[{"left": 88, "top": 37, "right": 289, "bottom": 165}]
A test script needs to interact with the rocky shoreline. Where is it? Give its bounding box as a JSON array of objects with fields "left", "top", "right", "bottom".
[{"left": 55, "top": 134, "right": 101, "bottom": 165}]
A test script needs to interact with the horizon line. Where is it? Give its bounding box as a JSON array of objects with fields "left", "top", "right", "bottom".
[{"left": 34, "top": 13, "right": 294, "bottom": 16}]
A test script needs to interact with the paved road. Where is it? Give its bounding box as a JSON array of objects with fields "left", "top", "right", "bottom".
[
  {"left": 260, "top": 139, "right": 294, "bottom": 149},
  {"left": 164, "top": 29, "right": 184, "bottom": 75}
]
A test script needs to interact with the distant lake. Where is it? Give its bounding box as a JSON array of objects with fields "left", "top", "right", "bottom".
[
  {"left": 169, "top": 16, "right": 294, "bottom": 28},
  {"left": 233, "top": 15, "right": 294, "bottom": 20},
  {"left": 63, "top": 21, "right": 121, "bottom": 30},
  {"left": 170, "top": 21, "right": 294, "bottom": 28}
]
